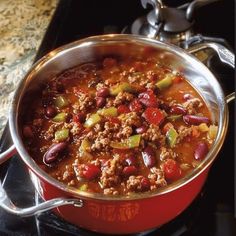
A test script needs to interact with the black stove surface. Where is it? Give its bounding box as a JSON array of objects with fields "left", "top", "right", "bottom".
[{"left": 0, "top": 1, "right": 235, "bottom": 235}]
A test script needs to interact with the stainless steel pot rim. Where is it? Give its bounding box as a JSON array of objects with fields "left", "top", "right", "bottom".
[{"left": 9, "top": 34, "right": 229, "bottom": 201}]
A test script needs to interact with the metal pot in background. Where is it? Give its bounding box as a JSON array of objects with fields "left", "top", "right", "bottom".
[{"left": 0, "top": 34, "right": 234, "bottom": 234}]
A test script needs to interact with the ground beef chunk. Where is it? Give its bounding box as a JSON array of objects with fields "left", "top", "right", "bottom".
[
  {"left": 116, "top": 126, "right": 133, "bottom": 139},
  {"left": 182, "top": 98, "right": 203, "bottom": 114},
  {"left": 113, "top": 92, "right": 134, "bottom": 106},
  {"left": 177, "top": 125, "right": 193, "bottom": 143},
  {"left": 103, "top": 187, "right": 119, "bottom": 195},
  {"left": 126, "top": 175, "right": 144, "bottom": 192},
  {"left": 87, "top": 121, "right": 120, "bottom": 152},
  {"left": 128, "top": 72, "right": 144, "bottom": 84},
  {"left": 91, "top": 135, "right": 110, "bottom": 152},
  {"left": 142, "top": 124, "right": 165, "bottom": 146},
  {"left": 100, "top": 154, "right": 123, "bottom": 188},
  {"left": 63, "top": 165, "right": 75, "bottom": 182},
  {"left": 64, "top": 122, "right": 81, "bottom": 136},
  {"left": 148, "top": 167, "right": 167, "bottom": 190},
  {"left": 72, "top": 92, "right": 94, "bottom": 112},
  {"left": 119, "top": 112, "right": 141, "bottom": 127},
  {"left": 96, "top": 82, "right": 105, "bottom": 90},
  {"left": 145, "top": 82, "right": 156, "bottom": 90},
  {"left": 42, "top": 123, "right": 61, "bottom": 140},
  {"left": 159, "top": 147, "right": 177, "bottom": 161}
]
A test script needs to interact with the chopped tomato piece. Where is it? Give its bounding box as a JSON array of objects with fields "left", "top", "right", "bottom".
[
  {"left": 138, "top": 90, "right": 158, "bottom": 107},
  {"left": 106, "top": 116, "right": 120, "bottom": 124},
  {"left": 143, "top": 107, "right": 165, "bottom": 125},
  {"left": 117, "top": 104, "right": 130, "bottom": 114},
  {"left": 162, "top": 159, "right": 182, "bottom": 181}
]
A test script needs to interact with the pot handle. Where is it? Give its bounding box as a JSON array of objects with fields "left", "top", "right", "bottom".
[
  {"left": 187, "top": 42, "right": 235, "bottom": 102},
  {"left": 0, "top": 145, "right": 17, "bottom": 165},
  {"left": 0, "top": 181, "right": 83, "bottom": 217},
  {"left": 187, "top": 42, "right": 234, "bottom": 68}
]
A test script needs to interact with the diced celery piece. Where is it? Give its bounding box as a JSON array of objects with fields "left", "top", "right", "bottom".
[
  {"left": 110, "top": 134, "right": 141, "bottom": 149},
  {"left": 79, "top": 138, "right": 91, "bottom": 153},
  {"left": 79, "top": 184, "right": 88, "bottom": 191},
  {"left": 84, "top": 113, "right": 101, "bottom": 128},
  {"left": 208, "top": 125, "right": 218, "bottom": 140},
  {"left": 52, "top": 112, "right": 67, "bottom": 122},
  {"left": 166, "top": 127, "right": 178, "bottom": 148},
  {"left": 198, "top": 123, "right": 209, "bottom": 132},
  {"left": 55, "top": 128, "right": 69, "bottom": 141},
  {"left": 97, "top": 107, "right": 118, "bottom": 117},
  {"left": 54, "top": 96, "right": 69, "bottom": 108},
  {"left": 156, "top": 74, "right": 173, "bottom": 90},
  {"left": 110, "top": 82, "right": 134, "bottom": 95}
]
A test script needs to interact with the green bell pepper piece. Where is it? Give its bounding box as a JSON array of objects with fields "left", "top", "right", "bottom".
[
  {"left": 97, "top": 107, "right": 118, "bottom": 117},
  {"left": 110, "top": 82, "right": 134, "bottom": 96},
  {"left": 55, "top": 128, "right": 69, "bottom": 141},
  {"left": 79, "top": 138, "right": 91, "bottom": 153},
  {"left": 166, "top": 127, "right": 178, "bottom": 148},
  {"left": 84, "top": 113, "right": 101, "bottom": 128},
  {"left": 110, "top": 134, "right": 141, "bottom": 149},
  {"left": 156, "top": 74, "right": 173, "bottom": 90},
  {"left": 52, "top": 112, "right": 67, "bottom": 122},
  {"left": 79, "top": 184, "right": 88, "bottom": 191},
  {"left": 54, "top": 96, "right": 69, "bottom": 108}
]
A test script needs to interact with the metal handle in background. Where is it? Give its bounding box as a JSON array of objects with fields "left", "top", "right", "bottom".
[
  {"left": 186, "top": 0, "right": 220, "bottom": 21},
  {"left": 187, "top": 42, "right": 235, "bottom": 103},
  {"left": 0, "top": 181, "right": 83, "bottom": 217}
]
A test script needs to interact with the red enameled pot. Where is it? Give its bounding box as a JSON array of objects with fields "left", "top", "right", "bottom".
[{"left": 0, "top": 34, "right": 234, "bottom": 234}]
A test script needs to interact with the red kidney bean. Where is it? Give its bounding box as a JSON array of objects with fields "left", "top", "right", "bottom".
[
  {"left": 96, "top": 97, "right": 106, "bottom": 108},
  {"left": 122, "top": 166, "right": 137, "bottom": 177},
  {"left": 138, "top": 90, "right": 158, "bottom": 107},
  {"left": 194, "top": 142, "right": 209, "bottom": 160},
  {"left": 170, "top": 105, "right": 187, "bottom": 115},
  {"left": 43, "top": 142, "right": 67, "bottom": 165},
  {"left": 96, "top": 87, "right": 110, "bottom": 98},
  {"left": 158, "top": 103, "right": 170, "bottom": 112},
  {"left": 142, "top": 146, "right": 156, "bottom": 168},
  {"left": 140, "top": 177, "right": 151, "bottom": 191},
  {"left": 82, "top": 164, "right": 101, "bottom": 180},
  {"left": 22, "top": 125, "right": 34, "bottom": 138},
  {"left": 73, "top": 112, "right": 86, "bottom": 123},
  {"left": 162, "top": 159, "right": 182, "bottom": 181},
  {"left": 125, "top": 156, "right": 138, "bottom": 166},
  {"left": 183, "top": 115, "right": 210, "bottom": 125},
  {"left": 135, "top": 125, "right": 148, "bottom": 134},
  {"left": 129, "top": 99, "right": 143, "bottom": 112},
  {"left": 45, "top": 106, "right": 56, "bottom": 118}
]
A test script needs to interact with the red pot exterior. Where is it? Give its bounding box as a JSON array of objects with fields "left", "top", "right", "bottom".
[{"left": 30, "top": 166, "right": 210, "bottom": 234}]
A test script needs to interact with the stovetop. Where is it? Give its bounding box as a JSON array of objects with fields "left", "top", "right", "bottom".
[{"left": 0, "top": 0, "right": 235, "bottom": 235}]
